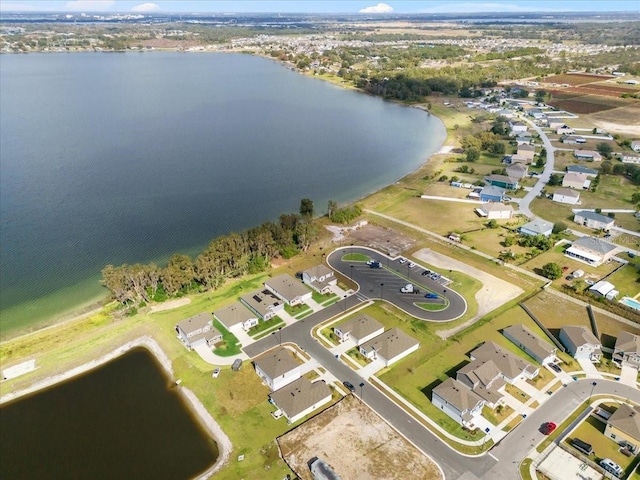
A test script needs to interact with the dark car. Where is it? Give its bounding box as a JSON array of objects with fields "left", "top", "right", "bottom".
[
  {"left": 421, "top": 270, "right": 431, "bottom": 276},
  {"left": 367, "top": 260, "right": 381, "bottom": 268},
  {"left": 549, "top": 363, "right": 562, "bottom": 373},
  {"left": 295, "top": 271, "right": 303, "bottom": 280},
  {"left": 343, "top": 381, "right": 355, "bottom": 392},
  {"left": 541, "top": 422, "right": 557, "bottom": 435}
]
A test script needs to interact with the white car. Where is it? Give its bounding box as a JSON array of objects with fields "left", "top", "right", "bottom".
[
  {"left": 408, "top": 262, "right": 417, "bottom": 269},
  {"left": 585, "top": 279, "right": 595, "bottom": 286},
  {"left": 212, "top": 368, "right": 221, "bottom": 378},
  {"left": 398, "top": 257, "right": 407, "bottom": 264}
]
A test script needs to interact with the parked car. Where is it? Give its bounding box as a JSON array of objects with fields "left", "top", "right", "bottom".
[
  {"left": 398, "top": 257, "right": 407, "bottom": 264},
  {"left": 408, "top": 262, "right": 417, "bottom": 269},
  {"left": 599, "top": 458, "right": 623, "bottom": 478},
  {"left": 571, "top": 438, "right": 593, "bottom": 456},
  {"left": 549, "top": 363, "right": 562, "bottom": 373},
  {"left": 421, "top": 270, "right": 431, "bottom": 276},
  {"left": 425, "top": 293, "right": 439, "bottom": 299},
  {"left": 212, "top": 368, "right": 221, "bottom": 378},
  {"left": 367, "top": 260, "right": 381, "bottom": 268},
  {"left": 295, "top": 271, "right": 303, "bottom": 280},
  {"left": 585, "top": 279, "right": 595, "bottom": 286},
  {"left": 541, "top": 422, "right": 557, "bottom": 435},
  {"left": 343, "top": 381, "right": 355, "bottom": 392}
]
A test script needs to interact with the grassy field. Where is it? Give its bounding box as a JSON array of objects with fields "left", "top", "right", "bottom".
[{"left": 606, "top": 264, "right": 640, "bottom": 299}]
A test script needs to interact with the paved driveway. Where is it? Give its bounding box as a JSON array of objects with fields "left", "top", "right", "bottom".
[
  {"left": 577, "top": 358, "right": 604, "bottom": 379},
  {"left": 620, "top": 364, "right": 638, "bottom": 387}
]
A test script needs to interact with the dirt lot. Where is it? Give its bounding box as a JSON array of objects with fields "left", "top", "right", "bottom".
[
  {"left": 346, "top": 223, "right": 416, "bottom": 258},
  {"left": 278, "top": 395, "right": 442, "bottom": 480},
  {"left": 544, "top": 73, "right": 615, "bottom": 86}
]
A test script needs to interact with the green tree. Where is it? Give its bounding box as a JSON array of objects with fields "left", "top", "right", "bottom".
[
  {"left": 487, "top": 219, "right": 499, "bottom": 229},
  {"left": 631, "top": 192, "right": 640, "bottom": 205},
  {"left": 488, "top": 141, "right": 506, "bottom": 155},
  {"left": 327, "top": 200, "right": 338, "bottom": 218},
  {"left": 596, "top": 142, "right": 613, "bottom": 160},
  {"left": 466, "top": 147, "right": 480, "bottom": 162},
  {"left": 552, "top": 222, "right": 567, "bottom": 234},
  {"left": 541, "top": 262, "right": 562, "bottom": 280},
  {"left": 161, "top": 254, "right": 194, "bottom": 296},
  {"left": 299, "top": 198, "right": 314, "bottom": 218},
  {"left": 548, "top": 173, "right": 562, "bottom": 186}
]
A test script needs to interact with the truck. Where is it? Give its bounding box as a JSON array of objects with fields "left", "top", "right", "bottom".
[{"left": 400, "top": 284, "right": 420, "bottom": 294}]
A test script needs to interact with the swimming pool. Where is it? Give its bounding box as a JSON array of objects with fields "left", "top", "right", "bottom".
[{"left": 620, "top": 297, "right": 640, "bottom": 311}]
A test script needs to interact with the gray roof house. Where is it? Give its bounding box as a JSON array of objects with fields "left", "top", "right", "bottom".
[
  {"left": 359, "top": 328, "right": 420, "bottom": 367},
  {"left": 506, "top": 163, "right": 528, "bottom": 179},
  {"left": 264, "top": 274, "right": 312, "bottom": 306},
  {"left": 552, "top": 188, "right": 580, "bottom": 205},
  {"left": 519, "top": 219, "right": 554, "bottom": 237},
  {"left": 175, "top": 312, "right": 222, "bottom": 350},
  {"left": 567, "top": 165, "right": 598, "bottom": 177},
  {"left": 302, "top": 265, "right": 336, "bottom": 294},
  {"left": 469, "top": 341, "right": 539, "bottom": 381},
  {"left": 562, "top": 172, "right": 590, "bottom": 190},
  {"left": 269, "top": 377, "right": 332, "bottom": 424},
  {"left": 573, "top": 210, "right": 615, "bottom": 231},
  {"left": 334, "top": 314, "right": 384, "bottom": 346},
  {"left": 240, "top": 288, "right": 284, "bottom": 321},
  {"left": 431, "top": 378, "right": 485, "bottom": 427},
  {"left": 613, "top": 331, "right": 640, "bottom": 369},
  {"left": 456, "top": 359, "right": 506, "bottom": 408},
  {"left": 213, "top": 302, "right": 259, "bottom": 332},
  {"left": 559, "top": 325, "right": 602, "bottom": 362},
  {"left": 565, "top": 236, "right": 619, "bottom": 266},
  {"left": 604, "top": 404, "right": 640, "bottom": 451},
  {"left": 254, "top": 347, "right": 302, "bottom": 391},
  {"left": 503, "top": 324, "right": 557, "bottom": 365}
]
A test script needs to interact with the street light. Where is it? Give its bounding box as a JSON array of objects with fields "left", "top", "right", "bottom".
[
  {"left": 343, "top": 294, "right": 348, "bottom": 312},
  {"left": 588, "top": 381, "right": 597, "bottom": 404},
  {"left": 359, "top": 382, "right": 365, "bottom": 403},
  {"left": 271, "top": 327, "right": 282, "bottom": 346},
  {"left": 380, "top": 283, "right": 384, "bottom": 299},
  {"left": 350, "top": 265, "right": 354, "bottom": 280}
]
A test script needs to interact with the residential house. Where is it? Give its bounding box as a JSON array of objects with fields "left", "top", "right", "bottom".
[
  {"left": 240, "top": 288, "right": 284, "bottom": 321},
  {"left": 506, "top": 163, "right": 528, "bottom": 179},
  {"left": 589, "top": 280, "right": 620, "bottom": 301},
  {"left": 476, "top": 202, "right": 514, "bottom": 219},
  {"left": 496, "top": 108, "right": 514, "bottom": 119},
  {"left": 334, "top": 314, "right": 384, "bottom": 346},
  {"left": 175, "top": 312, "right": 222, "bottom": 349},
  {"left": 264, "top": 274, "right": 312, "bottom": 306},
  {"left": 359, "top": 328, "right": 420, "bottom": 367},
  {"left": 516, "top": 132, "right": 533, "bottom": 145},
  {"left": 479, "top": 185, "right": 506, "bottom": 202},
  {"left": 254, "top": 347, "right": 301, "bottom": 391},
  {"left": 567, "top": 165, "right": 598, "bottom": 177},
  {"left": 621, "top": 153, "right": 640, "bottom": 164},
  {"left": 556, "top": 125, "right": 575, "bottom": 135},
  {"left": 509, "top": 120, "right": 528, "bottom": 134},
  {"left": 431, "top": 378, "right": 485, "bottom": 427},
  {"left": 519, "top": 219, "right": 554, "bottom": 237},
  {"left": 528, "top": 108, "right": 546, "bottom": 119},
  {"left": 503, "top": 324, "right": 557, "bottom": 365},
  {"left": 631, "top": 140, "right": 640, "bottom": 152},
  {"left": 562, "top": 135, "right": 586, "bottom": 145},
  {"left": 213, "top": 302, "right": 259, "bottom": 332},
  {"left": 456, "top": 359, "right": 506, "bottom": 408},
  {"left": 553, "top": 188, "right": 581, "bottom": 205},
  {"left": 573, "top": 210, "right": 614, "bottom": 231},
  {"left": 559, "top": 325, "right": 602, "bottom": 362},
  {"left": 562, "top": 172, "right": 590, "bottom": 190},
  {"left": 565, "top": 236, "right": 619, "bottom": 266},
  {"left": 485, "top": 174, "right": 519, "bottom": 190},
  {"left": 469, "top": 341, "right": 539, "bottom": 382},
  {"left": 613, "top": 331, "right": 640, "bottom": 369},
  {"left": 574, "top": 149, "right": 602, "bottom": 162},
  {"left": 302, "top": 265, "right": 336, "bottom": 295},
  {"left": 511, "top": 144, "right": 536, "bottom": 164},
  {"left": 269, "top": 377, "right": 332, "bottom": 424},
  {"left": 604, "top": 403, "right": 640, "bottom": 453},
  {"left": 547, "top": 118, "right": 566, "bottom": 130}
]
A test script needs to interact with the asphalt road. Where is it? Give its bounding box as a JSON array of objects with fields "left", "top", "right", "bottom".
[{"left": 326, "top": 247, "right": 467, "bottom": 321}]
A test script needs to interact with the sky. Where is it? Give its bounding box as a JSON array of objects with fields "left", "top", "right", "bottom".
[{"left": 0, "top": 0, "right": 638, "bottom": 14}]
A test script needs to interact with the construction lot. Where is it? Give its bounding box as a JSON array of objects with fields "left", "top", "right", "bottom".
[{"left": 278, "top": 395, "right": 442, "bottom": 480}]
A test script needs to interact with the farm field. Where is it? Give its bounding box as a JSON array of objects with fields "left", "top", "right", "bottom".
[
  {"left": 543, "top": 73, "right": 616, "bottom": 86},
  {"left": 548, "top": 95, "right": 629, "bottom": 114}
]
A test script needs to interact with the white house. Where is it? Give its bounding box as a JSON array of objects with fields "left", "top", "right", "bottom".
[
  {"left": 519, "top": 219, "right": 554, "bottom": 237},
  {"left": 559, "top": 325, "right": 602, "bottom": 362},
  {"left": 240, "top": 288, "right": 284, "bottom": 321},
  {"left": 562, "top": 135, "right": 586, "bottom": 145},
  {"left": 359, "top": 328, "right": 419, "bottom": 367},
  {"left": 254, "top": 347, "right": 301, "bottom": 391},
  {"left": 631, "top": 140, "right": 640, "bottom": 152},
  {"left": 175, "top": 312, "right": 222, "bottom": 349},
  {"left": 574, "top": 149, "right": 602, "bottom": 162},
  {"left": 562, "top": 172, "right": 590, "bottom": 190},
  {"left": 302, "top": 265, "right": 336, "bottom": 294},
  {"left": 476, "top": 202, "right": 514, "bottom": 219},
  {"left": 509, "top": 120, "right": 528, "bottom": 134},
  {"left": 553, "top": 188, "right": 580, "bottom": 205},
  {"left": 621, "top": 154, "right": 640, "bottom": 164},
  {"left": 334, "top": 314, "right": 384, "bottom": 345},
  {"left": 565, "top": 236, "right": 619, "bottom": 266},
  {"left": 432, "top": 378, "right": 485, "bottom": 427},
  {"left": 214, "top": 302, "right": 259, "bottom": 332},
  {"left": 264, "top": 274, "right": 312, "bottom": 306},
  {"left": 556, "top": 125, "right": 575, "bottom": 135},
  {"left": 506, "top": 163, "right": 528, "bottom": 179},
  {"left": 613, "top": 332, "right": 640, "bottom": 369},
  {"left": 503, "top": 324, "right": 557, "bottom": 365},
  {"left": 573, "top": 210, "right": 614, "bottom": 231},
  {"left": 469, "top": 341, "right": 539, "bottom": 381},
  {"left": 589, "top": 280, "right": 620, "bottom": 300},
  {"left": 269, "top": 377, "right": 332, "bottom": 424}
]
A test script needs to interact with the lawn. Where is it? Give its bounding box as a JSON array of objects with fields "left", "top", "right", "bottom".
[
  {"left": 376, "top": 302, "right": 553, "bottom": 440},
  {"left": 606, "top": 263, "right": 640, "bottom": 299},
  {"left": 284, "top": 303, "right": 312, "bottom": 318},
  {"left": 566, "top": 414, "right": 638, "bottom": 476},
  {"left": 312, "top": 290, "right": 338, "bottom": 306},
  {"left": 248, "top": 316, "right": 285, "bottom": 338},
  {"left": 416, "top": 301, "right": 448, "bottom": 311},
  {"left": 346, "top": 348, "right": 369, "bottom": 367},
  {"left": 506, "top": 383, "right": 531, "bottom": 403},
  {"left": 482, "top": 404, "right": 514, "bottom": 426},
  {"left": 342, "top": 253, "right": 369, "bottom": 262},
  {"left": 212, "top": 318, "right": 242, "bottom": 356}
]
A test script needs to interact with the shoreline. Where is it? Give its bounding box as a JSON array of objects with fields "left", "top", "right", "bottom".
[
  {"left": 0, "top": 335, "right": 233, "bottom": 478},
  {"left": 1, "top": 50, "right": 447, "bottom": 344}
]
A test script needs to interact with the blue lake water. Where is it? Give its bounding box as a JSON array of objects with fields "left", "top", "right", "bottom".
[{"left": 0, "top": 52, "right": 445, "bottom": 336}]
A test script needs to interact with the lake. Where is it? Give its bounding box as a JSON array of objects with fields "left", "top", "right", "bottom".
[
  {"left": 0, "top": 52, "right": 445, "bottom": 336},
  {"left": 0, "top": 347, "right": 219, "bottom": 479}
]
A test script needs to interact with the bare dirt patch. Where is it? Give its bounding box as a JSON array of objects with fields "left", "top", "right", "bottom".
[
  {"left": 346, "top": 223, "right": 416, "bottom": 258},
  {"left": 278, "top": 395, "right": 442, "bottom": 480},
  {"left": 148, "top": 297, "right": 191, "bottom": 313}
]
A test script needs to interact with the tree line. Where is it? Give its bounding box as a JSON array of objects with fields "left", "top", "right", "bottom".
[{"left": 101, "top": 198, "right": 362, "bottom": 309}]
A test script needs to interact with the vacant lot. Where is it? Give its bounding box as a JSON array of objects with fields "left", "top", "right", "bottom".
[
  {"left": 548, "top": 97, "right": 623, "bottom": 114},
  {"left": 544, "top": 74, "right": 616, "bottom": 86},
  {"left": 278, "top": 395, "right": 442, "bottom": 480}
]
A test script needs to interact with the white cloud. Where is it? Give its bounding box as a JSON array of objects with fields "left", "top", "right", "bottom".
[
  {"left": 131, "top": 2, "right": 159, "bottom": 12},
  {"left": 359, "top": 2, "right": 394, "bottom": 14},
  {"left": 64, "top": 0, "right": 116, "bottom": 11},
  {"left": 419, "top": 2, "right": 550, "bottom": 13}
]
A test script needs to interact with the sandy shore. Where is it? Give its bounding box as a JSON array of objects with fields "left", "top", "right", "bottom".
[{"left": 0, "top": 336, "right": 232, "bottom": 478}]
